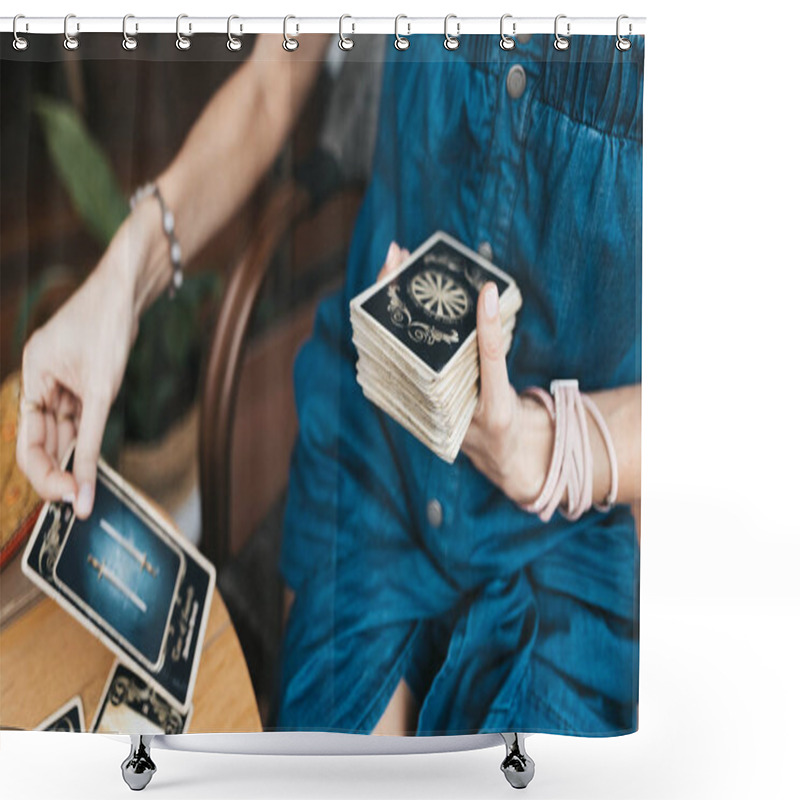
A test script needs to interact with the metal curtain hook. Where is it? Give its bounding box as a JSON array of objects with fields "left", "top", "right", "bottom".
[
  {"left": 176, "top": 14, "right": 191, "bottom": 50},
  {"left": 122, "top": 14, "right": 138, "bottom": 51},
  {"left": 616, "top": 14, "right": 632, "bottom": 51},
  {"left": 339, "top": 14, "right": 354, "bottom": 50},
  {"left": 283, "top": 15, "right": 299, "bottom": 51},
  {"left": 394, "top": 14, "right": 410, "bottom": 51},
  {"left": 227, "top": 15, "right": 242, "bottom": 51},
  {"left": 444, "top": 14, "right": 460, "bottom": 51},
  {"left": 13, "top": 14, "right": 29, "bottom": 51},
  {"left": 64, "top": 13, "right": 79, "bottom": 51},
  {"left": 554, "top": 14, "right": 570, "bottom": 51},
  {"left": 500, "top": 14, "right": 515, "bottom": 51}
]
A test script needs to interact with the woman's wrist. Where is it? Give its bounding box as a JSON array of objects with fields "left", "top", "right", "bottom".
[
  {"left": 502, "top": 393, "right": 554, "bottom": 506},
  {"left": 516, "top": 383, "right": 622, "bottom": 520},
  {"left": 129, "top": 189, "right": 176, "bottom": 315},
  {"left": 100, "top": 194, "right": 173, "bottom": 322}
]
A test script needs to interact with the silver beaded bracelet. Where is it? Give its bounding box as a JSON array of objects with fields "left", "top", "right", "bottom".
[{"left": 129, "top": 182, "right": 183, "bottom": 298}]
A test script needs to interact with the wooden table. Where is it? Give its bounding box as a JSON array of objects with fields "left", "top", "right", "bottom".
[{"left": 0, "top": 581, "right": 262, "bottom": 734}]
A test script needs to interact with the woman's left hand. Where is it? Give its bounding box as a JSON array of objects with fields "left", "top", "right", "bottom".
[
  {"left": 460, "top": 281, "right": 553, "bottom": 506},
  {"left": 377, "top": 243, "right": 553, "bottom": 506}
]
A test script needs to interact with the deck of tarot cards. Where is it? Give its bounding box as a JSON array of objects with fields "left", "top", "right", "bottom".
[{"left": 350, "top": 231, "right": 522, "bottom": 462}]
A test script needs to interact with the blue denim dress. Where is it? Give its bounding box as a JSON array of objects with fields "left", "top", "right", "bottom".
[{"left": 279, "top": 34, "right": 644, "bottom": 736}]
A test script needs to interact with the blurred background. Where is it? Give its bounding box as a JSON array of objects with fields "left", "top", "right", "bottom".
[{"left": 1, "top": 32, "right": 384, "bottom": 725}]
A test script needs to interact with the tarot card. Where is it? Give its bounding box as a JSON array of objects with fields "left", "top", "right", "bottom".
[
  {"left": 52, "top": 469, "right": 186, "bottom": 672},
  {"left": 359, "top": 381, "right": 475, "bottom": 462},
  {"left": 351, "top": 231, "right": 519, "bottom": 377},
  {"left": 355, "top": 358, "right": 476, "bottom": 432},
  {"left": 353, "top": 318, "right": 515, "bottom": 407},
  {"left": 91, "top": 661, "right": 192, "bottom": 734},
  {"left": 350, "top": 232, "right": 522, "bottom": 460},
  {"left": 22, "top": 447, "right": 215, "bottom": 713},
  {"left": 35, "top": 696, "right": 85, "bottom": 732}
]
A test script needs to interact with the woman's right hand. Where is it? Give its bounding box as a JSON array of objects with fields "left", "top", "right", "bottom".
[{"left": 16, "top": 203, "right": 165, "bottom": 519}]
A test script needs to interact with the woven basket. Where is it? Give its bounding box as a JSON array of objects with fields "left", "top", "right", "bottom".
[{"left": 0, "top": 373, "right": 43, "bottom": 570}]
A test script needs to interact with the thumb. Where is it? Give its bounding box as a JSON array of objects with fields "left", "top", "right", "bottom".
[
  {"left": 476, "top": 282, "right": 510, "bottom": 417},
  {"left": 73, "top": 391, "right": 111, "bottom": 519}
]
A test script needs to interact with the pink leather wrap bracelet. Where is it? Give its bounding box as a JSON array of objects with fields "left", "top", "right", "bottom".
[{"left": 520, "top": 379, "right": 619, "bottom": 522}]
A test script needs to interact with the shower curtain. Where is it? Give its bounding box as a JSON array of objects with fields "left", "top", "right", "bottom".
[{"left": 0, "top": 28, "right": 643, "bottom": 738}]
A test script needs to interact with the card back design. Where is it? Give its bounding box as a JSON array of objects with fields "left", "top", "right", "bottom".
[
  {"left": 91, "top": 661, "right": 192, "bottom": 734},
  {"left": 22, "top": 450, "right": 215, "bottom": 713},
  {"left": 51, "top": 471, "right": 185, "bottom": 671},
  {"left": 355, "top": 233, "right": 513, "bottom": 375},
  {"left": 35, "top": 696, "right": 85, "bottom": 732}
]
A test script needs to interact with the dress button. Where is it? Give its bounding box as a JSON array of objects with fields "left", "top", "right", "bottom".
[
  {"left": 426, "top": 499, "right": 443, "bottom": 528},
  {"left": 478, "top": 241, "right": 493, "bottom": 261},
  {"left": 506, "top": 65, "right": 527, "bottom": 99}
]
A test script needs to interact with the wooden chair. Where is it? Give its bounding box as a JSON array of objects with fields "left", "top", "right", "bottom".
[{"left": 197, "top": 166, "right": 364, "bottom": 570}]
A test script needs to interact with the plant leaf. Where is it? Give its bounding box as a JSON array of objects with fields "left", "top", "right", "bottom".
[{"left": 34, "top": 97, "right": 129, "bottom": 246}]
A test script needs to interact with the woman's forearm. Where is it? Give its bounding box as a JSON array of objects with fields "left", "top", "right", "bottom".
[
  {"left": 118, "top": 34, "right": 330, "bottom": 316},
  {"left": 585, "top": 383, "right": 641, "bottom": 506}
]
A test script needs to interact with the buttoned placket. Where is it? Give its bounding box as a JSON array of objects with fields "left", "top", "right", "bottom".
[
  {"left": 472, "top": 49, "right": 536, "bottom": 278},
  {"left": 423, "top": 49, "right": 534, "bottom": 541}
]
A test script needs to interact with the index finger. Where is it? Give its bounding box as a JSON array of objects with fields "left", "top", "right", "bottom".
[{"left": 72, "top": 391, "right": 112, "bottom": 519}]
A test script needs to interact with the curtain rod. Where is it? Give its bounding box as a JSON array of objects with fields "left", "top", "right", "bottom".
[{"left": 0, "top": 16, "right": 646, "bottom": 37}]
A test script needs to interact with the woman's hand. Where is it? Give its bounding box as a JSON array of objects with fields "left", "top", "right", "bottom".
[
  {"left": 16, "top": 204, "right": 162, "bottom": 520},
  {"left": 375, "top": 242, "right": 639, "bottom": 508},
  {"left": 376, "top": 242, "right": 552, "bottom": 505},
  {"left": 462, "top": 282, "right": 640, "bottom": 508},
  {"left": 460, "top": 282, "right": 554, "bottom": 505},
  {"left": 15, "top": 38, "right": 334, "bottom": 522}
]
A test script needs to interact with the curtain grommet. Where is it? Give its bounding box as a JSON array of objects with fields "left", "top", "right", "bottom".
[
  {"left": 554, "top": 14, "right": 570, "bottom": 51},
  {"left": 63, "top": 13, "right": 79, "bottom": 51},
  {"left": 616, "top": 14, "right": 632, "bottom": 51},
  {"left": 122, "top": 14, "right": 138, "bottom": 51},
  {"left": 227, "top": 15, "right": 242, "bottom": 52},
  {"left": 444, "top": 14, "right": 460, "bottom": 51},
  {"left": 394, "top": 14, "right": 410, "bottom": 51},
  {"left": 175, "top": 13, "right": 191, "bottom": 51},
  {"left": 13, "top": 14, "right": 29, "bottom": 51},
  {"left": 500, "top": 14, "right": 516, "bottom": 51},
  {"left": 339, "top": 14, "right": 355, "bottom": 51},
  {"left": 283, "top": 15, "right": 299, "bottom": 51}
]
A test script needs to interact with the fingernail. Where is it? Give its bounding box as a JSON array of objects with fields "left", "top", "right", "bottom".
[
  {"left": 484, "top": 283, "right": 498, "bottom": 319},
  {"left": 386, "top": 241, "right": 397, "bottom": 261},
  {"left": 62, "top": 492, "right": 76, "bottom": 504},
  {"left": 76, "top": 483, "right": 93, "bottom": 517}
]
